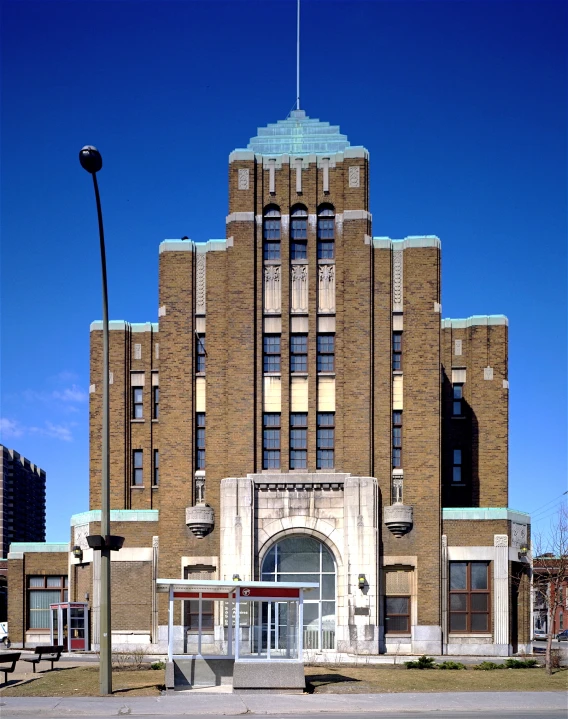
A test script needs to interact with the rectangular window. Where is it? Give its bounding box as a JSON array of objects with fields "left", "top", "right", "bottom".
[
  {"left": 196, "top": 334, "right": 206, "bottom": 373},
  {"left": 449, "top": 561, "right": 490, "bottom": 633},
  {"left": 453, "top": 449, "right": 462, "bottom": 482},
  {"left": 28, "top": 576, "right": 67, "bottom": 629},
  {"left": 291, "top": 216, "right": 308, "bottom": 259},
  {"left": 317, "top": 217, "right": 335, "bottom": 259},
  {"left": 133, "top": 450, "right": 143, "bottom": 485},
  {"left": 384, "top": 596, "right": 410, "bottom": 633},
  {"left": 290, "top": 334, "right": 308, "bottom": 373},
  {"left": 453, "top": 384, "right": 463, "bottom": 416},
  {"left": 196, "top": 413, "right": 205, "bottom": 470},
  {"left": 153, "top": 449, "right": 159, "bottom": 486},
  {"left": 263, "top": 217, "right": 281, "bottom": 260},
  {"left": 263, "top": 413, "right": 281, "bottom": 469},
  {"left": 185, "top": 599, "right": 214, "bottom": 631},
  {"left": 317, "top": 334, "right": 335, "bottom": 372},
  {"left": 392, "top": 332, "right": 402, "bottom": 371},
  {"left": 153, "top": 386, "right": 159, "bottom": 420},
  {"left": 290, "top": 413, "right": 308, "bottom": 469},
  {"left": 392, "top": 411, "right": 402, "bottom": 468},
  {"left": 317, "top": 412, "right": 335, "bottom": 469},
  {"left": 263, "top": 334, "right": 281, "bottom": 373},
  {"left": 132, "top": 387, "right": 143, "bottom": 419}
]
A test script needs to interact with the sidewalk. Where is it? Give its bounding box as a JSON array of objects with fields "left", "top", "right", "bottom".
[{"left": 0, "top": 692, "right": 567, "bottom": 716}]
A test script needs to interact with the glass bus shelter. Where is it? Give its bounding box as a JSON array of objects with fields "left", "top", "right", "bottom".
[
  {"left": 157, "top": 579, "right": 319, "bottom": 662},
  {"left": 49, "top": 602, "right": 89, "bottom": 651}
]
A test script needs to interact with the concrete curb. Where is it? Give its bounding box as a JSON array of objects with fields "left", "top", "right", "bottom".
[{"left": 1, "top": 692, "right": 567, "bottom": 715}]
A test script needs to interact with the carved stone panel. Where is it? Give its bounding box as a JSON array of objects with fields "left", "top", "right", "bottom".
[
  {"left": 196, "top": 253, "right": 206, "bottom": 314},
  {"left": 318, "top": 264, "right": 335, "bottom": 313},
  {"left": 264, "top": 265, "right": 281, "bottom": 313},
  {"left": 74, "top": 523, "right": 89, "bottom": 550},
  {"left": 291, "top": 265, "right": 308, "bottom": 313},
  {"left": 238, "top": 168, "right": 249, "bottom": 190},
  {"left": 393, "top": 250, "right": 403, "bottom": 312},
  {"left": 348, "top": 166, "right": 360, "bottom": 188},
  {"left": 511, "top": 523, "right": 528, "bottom": 549}
]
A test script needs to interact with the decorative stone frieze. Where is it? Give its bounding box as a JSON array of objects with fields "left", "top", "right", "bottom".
[
  {"left": 392, "top": 250, "right": 403, "bottom": 312},
  {"left": 186, "top": 504, "right": 215, "bottom": 538},
  {"left": 384, "top": 504, "right": 413, "bottom": 537},
  {"left": 264, "top": 265, "right": 281, "bottom": 313},
  {"left": 318, "top": 264, "right": 335, "bottom": 313},
  {"left": 237, "top": 168, "right": 249, "bottom": 190},
  {"left": 291, "top": 264, "right": 308, "bottom": 312},
  {"left": 196, "top": 253, "right": 206, "bottom": 314}
]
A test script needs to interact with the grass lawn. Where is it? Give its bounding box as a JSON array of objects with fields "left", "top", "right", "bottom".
[
  {"left": 305, "top": 664, "right": 568, "bottom": 693},
  {"left": 0, "top": 666, "right": 165, "bottom": 697}
]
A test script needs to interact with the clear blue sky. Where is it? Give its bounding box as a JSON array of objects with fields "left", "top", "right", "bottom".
[{"left": 1, "top": 0, "right": 566, "bottom": 545}]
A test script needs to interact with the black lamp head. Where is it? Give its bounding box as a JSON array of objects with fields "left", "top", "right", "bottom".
[{"left": 79, "top": 145, "right": 103, "bottom": 174}]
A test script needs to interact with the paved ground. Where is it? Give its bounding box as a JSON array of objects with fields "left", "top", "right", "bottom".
[{"left": 0, "top": 692, "right": 567, "bottom": 716}]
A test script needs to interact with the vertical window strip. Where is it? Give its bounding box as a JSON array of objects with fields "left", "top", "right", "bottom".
[
  {"left": 317, "top": 334, "right": 335, "bottom": 372},
  {"left": 453, "top": 384, "right": 463, "bottom": 416},
  {"left": 153, "top": 449, "right": 159, "bottom": 486},
  {"left": 453, "top": 448, "right": 462, "bottom": 482},
  {"left": 392, "top": 411, "right": 402, "bottom": 468},
  {"left": 196, "top": 334, "right": 206, "bottom": 373},
  {"left": 290, "top": 334, "right": 308, "bottom": 373},
  {"left": 392, "top": 332, "right": 402, "bottom": 371},
  {"left": 132, "top": 450, "right": 143, "bottom": 486},
  {"left": 263, "top": 209, "right": 281, "bottom": 260},
  {"left": 196, "top": 413, "right": 206, "bottom": 470},
  {"left": 263, "top": 334, "right": 281, "bottom": 373},
  {"left": 263, "top": 413, "right": 281, "bottom": 469},
  {"left": 290, "top": 413, "right": 308, "bottom": 469},
  {"left": 317, "top": 412, "right": 335, "bottom": 469},
  {"left": 317, "top": 210, "right": 335, "bottom": 259},
  {"left": 153, "top": 386, "right": 159, "bottom": 419},
  {"left": 132, "top": 387, "right": 143, "bottom": 419},
  {"left": 290, "top": 206, "right": 308, "bottom": 259}
]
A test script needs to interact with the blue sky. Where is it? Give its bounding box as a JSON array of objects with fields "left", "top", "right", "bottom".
[{"left": 1, "top": 0, "right": 566, "bottom": 544}]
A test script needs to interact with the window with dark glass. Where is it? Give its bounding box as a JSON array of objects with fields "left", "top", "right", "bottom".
[
  {"left": 453, "top": 384, "right": 463, "bottom": 416},
  {"left": 290, "top": 334, "right": 308, "bottom": 373},
  {"left": 317, "top": 412, "right": 335, "bottom": 469},
  {"left": 263, "top": 334, "right": 281, "bottom": 373},
  {"left": 393, "top": 332, "right": 402, "bottom": 371},
  {"left": 153, "top": 386, "right": 159, "bottom": 419},
  {"left": 392, "top": 411, "right": 402, "bottom": 468},
  {"left": 153, "top": 449, "right": 159, "bottom": 486},
  {"left": 453, "top": 449, "right": 462, "bottom": 482},
  {"left": 196, "top": 413, "right": 205, "bottom": 470},
  {"left": 290, "top": 413, "right": 308, "bottom": 469},
  {"left": 185, "top": 600, "right": 214, "bottom": 631},
  {"left": 317, "top": 207, "right": 335, "bottom": 259},
  {"left": 132, "top": 387, "right": 143, "bottom": 419},
  {"left": 263, "top": 207, "right": 281, "bottom": 260},
  {"left": 384, "top": 596, "right": 410, "bottom": 633},
  {"left": 28, "top": 576, "right": 68, "bottom": 629},
  {"left": 196, "top": 335, "right": 206, "bottom": 373},
  {"left": 132, "top": 450, "right": 143, "bottom": 485},
  {"left": 317, "top": 334, "right": 335, "bottom": 372},
  {"left": 263, "top": 413, "right": 281, "bottom": 469},
  {"left": 290, "top": 206, "right": 308, "bottom": 260},
  {"left": 449, "top": 562, "right": 490, "bottom": 633}
]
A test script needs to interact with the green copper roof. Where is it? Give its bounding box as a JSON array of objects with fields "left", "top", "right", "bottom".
[{"left": 246, "top": 110, "right": 351, "bottom": 155}]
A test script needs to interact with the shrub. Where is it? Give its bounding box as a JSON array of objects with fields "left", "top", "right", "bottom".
[
  {"left": 438, "top": 660, "right": 466, "bottom": 670},
  {"left": 474, "top": 661, "right": 505, "bottom": 671},
  {"left": 504, "top": 658, "right": 538, "bottom": 669},
  {"left": 151, "top": 660, "right": 166, "bottom": 670},
  {"left": 550, "top": 649, "right": 561, "bottom": 670},
  {"left": 405, "top": 655, "right": 436, "bottom": 669}
]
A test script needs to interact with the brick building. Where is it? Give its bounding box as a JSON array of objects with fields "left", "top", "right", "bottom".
[{"left": 9, "top": 110, "right": 531, "bottom": 655}]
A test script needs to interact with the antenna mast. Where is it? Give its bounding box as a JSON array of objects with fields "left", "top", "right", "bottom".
[{"left": 296, "top": 0, "right": 300, "bottom": 110}]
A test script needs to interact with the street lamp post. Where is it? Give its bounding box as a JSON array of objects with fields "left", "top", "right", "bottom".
[{"left": 79, "top": 146, "right": 112, "bottom": 695}]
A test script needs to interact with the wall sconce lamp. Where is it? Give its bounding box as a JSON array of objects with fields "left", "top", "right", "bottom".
[
  {"left": 73, "top": 545, "right": 83, "bottom": 563},
  {"left": 358, "top": 574, "right": 366, "bottom": 590},
  {"left": 518, "top": 543, "right": 529, "bottom": 560},
  {"left": 233, "top": 574, "right": 241, "bottom": 582}
]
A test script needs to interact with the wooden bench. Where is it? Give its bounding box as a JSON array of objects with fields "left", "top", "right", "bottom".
[
  {"left": 0, "top": 651, "right": 21, "bottom": 684},
  {"left": 21, "top": 645, "right": 64, "bottom": 673}
]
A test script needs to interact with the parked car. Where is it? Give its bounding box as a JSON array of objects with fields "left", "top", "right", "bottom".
[
  {"left": 533, "top": 629, "right": 547, "bottom": 641},
  {"left": 0, "top": 621, "right": 9, "bottom": 648},
  {"left": 556, "top": 629, "right": 568, "bottom": 641}
]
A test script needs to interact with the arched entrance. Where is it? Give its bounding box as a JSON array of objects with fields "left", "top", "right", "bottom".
[{"left": 261, "top": 535, "right": 336, "bottom": 650}]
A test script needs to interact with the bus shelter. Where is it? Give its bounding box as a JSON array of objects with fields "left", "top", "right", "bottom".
[{"left": 157, "top": 578, "right": 319, "bottom": 663}]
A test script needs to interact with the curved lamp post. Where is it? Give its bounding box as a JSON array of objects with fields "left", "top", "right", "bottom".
[{"left": 79, "top": 146, "right": 112, "bottom": 695}]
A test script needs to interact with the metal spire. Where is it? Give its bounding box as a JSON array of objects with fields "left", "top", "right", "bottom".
[{"left": 296, "top": 0, "right": 300, "bottom": 110}]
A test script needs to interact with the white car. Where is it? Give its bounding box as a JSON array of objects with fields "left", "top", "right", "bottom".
[{"left": 532, "top": 629, "right": 547, "bottom": 641}]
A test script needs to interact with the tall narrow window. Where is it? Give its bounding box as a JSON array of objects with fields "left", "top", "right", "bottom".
[
  {"left": 453, "top": 449, "right": 462, "bottom": 482},
  {"left": 392, "top": 332, "right": 402, "bottom": 371},
  {"left": 196, "top": 334, "right": 206, "bottom": 373},
  {"left": 152, "top": 386, "right": 159, "bottom": 419},
  {"left": 263, "top": 334, "right": 281, "bottom": 373},
  {"left": 317, "top": 412, "right": 335, "bottom": 468},
  {"left": 317, "top": 206, "right": 335, "bottom": 259},
  {"left": 392, "top": 411, "right": 402, "bottom": 468},
  {"left": 132, "top": 387, "right": 143, "bottom": 419},
  {"left": 196, "top": 413, "right": 205, "bottom": 470},
  {"left": 263, "top": 207, "right": 281, "bottom": 260},
  {"left": 133, "top": 450, "right": 143, "bottom": 485},
  {"left": 153, "top": 449, "right": 159, "bottom": 486},
  {"left": 449, "top": 562, "right": 490, "bottom": 633},
  {"left": 453, "top": 384, "right": 463, "bottom": 416},
  {"left": 28, "top": 576, "right": 68, "bottom": 629},
  {"left": 290, "top": 206, "right": 308, "bottom": 260},
  {"left": 263, "top": 413, "right": 281, "bottom": 469},
  {"left": 290, "top": 413, "right": 308, "bottom": 469},
  {"left": 317, "top": 334, "right": 335, "bottom": 372},
  {"left": 290, "top": 334, "right": 308, "bottom": 373}
]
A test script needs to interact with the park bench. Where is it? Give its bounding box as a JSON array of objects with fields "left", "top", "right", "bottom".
[
  {"left": 0, "top": 651, "right": 21, "bottom": 684},
  {"left": 21, "top": 645, "right": 64, "bottom": 673}
]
